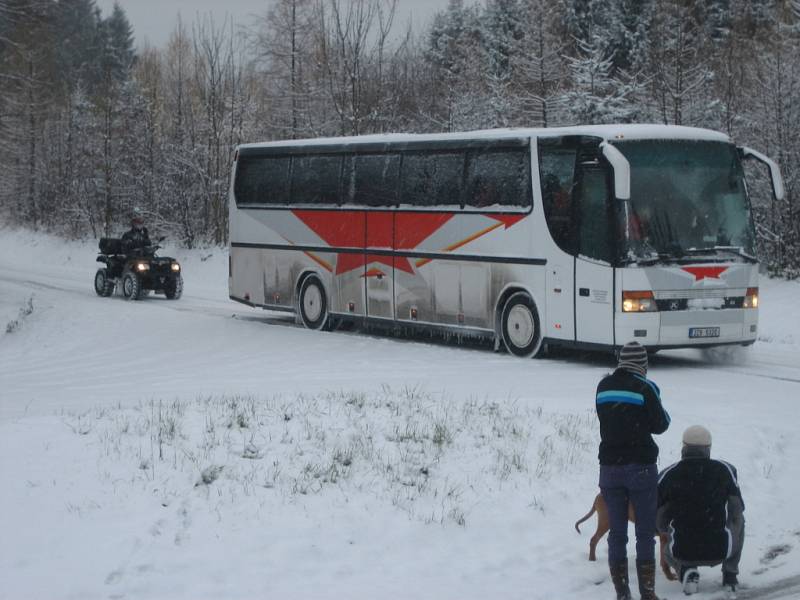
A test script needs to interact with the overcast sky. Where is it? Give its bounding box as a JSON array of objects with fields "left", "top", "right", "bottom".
[{"left": 95, "top": 0, "right": 451, "bottom": 49}]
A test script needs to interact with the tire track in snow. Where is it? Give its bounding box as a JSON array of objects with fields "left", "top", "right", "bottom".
[{"left": 3, "top": 268, "right": 799, "bottom": 388}]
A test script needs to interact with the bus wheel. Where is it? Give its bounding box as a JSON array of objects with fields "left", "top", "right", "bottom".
[
  {"left": 500, "top": 292, "right": 542, "bottom": 358},
  {"left": 299, "top": 275, "right": 329, "bottom": 330}
]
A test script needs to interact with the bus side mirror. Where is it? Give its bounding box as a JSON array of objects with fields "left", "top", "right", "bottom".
[
  {"left": 600, "top": 142, "right": 631, "bottom": 201},
  {"left": 739, "top": 146, "right": 785, "bottom": 201}
]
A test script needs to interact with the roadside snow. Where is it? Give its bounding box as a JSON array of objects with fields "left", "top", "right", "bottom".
[{"left": 1, "top": 228, "right": 799, "bottom": 600}]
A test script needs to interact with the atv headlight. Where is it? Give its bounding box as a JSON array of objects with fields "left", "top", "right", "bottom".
[
  {"left": 171, "top": 263, "right": 181, "bottom": 272},
  {"left": 136, "top": 262, "right": 149, "bottom": 272}
]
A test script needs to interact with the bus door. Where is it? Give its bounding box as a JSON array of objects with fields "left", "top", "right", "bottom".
[
  {"left": 539, "top": 136, "right": 579, "bottom": 341},
  {"left": 364, "top": 211, "right": 395, "bottom": 320},
  {"left": 573, "top": 155, "right": 615, "bottom": 345}
]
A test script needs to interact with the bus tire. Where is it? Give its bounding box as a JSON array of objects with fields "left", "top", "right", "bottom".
[
  {"left": 500, "top": 292, "right": 542, "bottom": 358},
  {"left": 298, "top": 274, "right": 329, "bottom": 331}
]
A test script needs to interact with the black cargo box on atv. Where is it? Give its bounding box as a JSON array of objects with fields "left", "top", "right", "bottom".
[{"left": 99, "top": 237, "right": 125, "bottom": 255}]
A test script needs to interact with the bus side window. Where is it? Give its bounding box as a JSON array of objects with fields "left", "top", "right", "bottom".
[
  {"left": 291, "top": 154, "right": 342, "bottom": 206},
  {"left": 577, "top": 168, "right": 614, "bottom": 263},
  {"left": 234, "top": 156, "right": 291, "bottom": 206},
  {"left": 350, "top": 153, "right": 401, "bottom": 207},
  {"left": 401, "top": 152, "right": 464, "bottom": 208},
  {"left": 538, "top": 145, "right": 577, "bottom": 253},
  {"left": 465, "top": 148, "right": 531, "bottom": 209}
]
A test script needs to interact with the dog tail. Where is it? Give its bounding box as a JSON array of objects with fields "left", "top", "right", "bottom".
[{"left": 574, "top": 505, "right": 596, "bottom": 533}]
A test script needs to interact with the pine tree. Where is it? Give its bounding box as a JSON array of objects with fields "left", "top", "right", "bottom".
[
  {"left": 102, "top": 2, "right": 135, "bottom": 83},
  {"left": 512, "top": 0, "right": 566, "bottom": 127},
  {"left": 647, "top": 0, "right": 714, "bottom": 126},
  {"left": 560, "top": 35, "right": 638, "bottom": 125},
  {"left": 54, "top": 0, "right": 106, "bottom": 95},
  {"left": 425, "top": 0, "right": 485, "bottom": 130}
]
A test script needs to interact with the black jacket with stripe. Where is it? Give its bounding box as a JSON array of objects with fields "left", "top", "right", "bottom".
[
  {"left": 595, "top": 368, "right": 671, "bottom": 465},
  {"left": 657, "top": 457, "right": 744, "bottom": 562}
]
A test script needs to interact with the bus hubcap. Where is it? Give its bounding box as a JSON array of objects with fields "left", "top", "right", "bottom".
[
  {"left": 303, "top": 284, "right": 322, "bottom": 322},
  {"left": 507, "top": 305, "right": 534, "bottom": 348}
]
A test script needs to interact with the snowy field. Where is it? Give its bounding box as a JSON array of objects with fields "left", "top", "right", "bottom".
[{"left": 1, "top": 228, "right": 799, "bottom": 600}]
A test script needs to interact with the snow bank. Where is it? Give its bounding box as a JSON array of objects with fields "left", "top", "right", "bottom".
[{"left": 2, "top": 227, "right": 799, "bottom": 599}]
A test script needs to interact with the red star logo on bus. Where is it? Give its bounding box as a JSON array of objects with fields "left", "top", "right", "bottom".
[
  {"left": 291, "top": 210, "right": 526, "bottom": 276},
  {"left": 682, "top": 266, "right": 728, "bottom": 281}
]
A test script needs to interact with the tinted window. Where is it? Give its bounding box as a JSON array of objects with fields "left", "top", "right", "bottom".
[
  {"left": 291, "top": 154, "right": 342, "bottom": 205},
  {"left": 465, "top": 148, "right": 531, "bottom": 209},
  {"left": 234, "top": 156, "right": 291, "bottom": 205},
  {"left": 577, "top": 168, "right": 613, "bottom": 262},
  {"left": 539, "top": 143, "right": 577, "bottom": 253},
  {"left": 343, "top": 153, "right": 401, "bottom": 206},
  {"left": 401, "top": 152, "right": 464, "bottom": 207}
]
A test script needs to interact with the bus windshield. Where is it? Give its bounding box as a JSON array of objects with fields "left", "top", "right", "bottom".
[{"left": 615, "top": 140, "right": 755, "bottom": 264}]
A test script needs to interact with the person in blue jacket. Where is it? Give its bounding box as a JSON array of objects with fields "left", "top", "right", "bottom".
[{"left": 596, "top": 341, "right": 671, "bottom": 600}]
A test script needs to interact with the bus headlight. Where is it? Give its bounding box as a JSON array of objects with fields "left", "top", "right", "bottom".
[
  {"left": 136, "top": 262, "right": 149, "bottom": 272},
  {"left": 622, "top": 290, "right": 657, "bottom": 312},
  {"left": 744, "top": 287, "right": 758, "bottom": 309},
  {"left": 171, "top": 263, "right": 181, "bottom": 272}
]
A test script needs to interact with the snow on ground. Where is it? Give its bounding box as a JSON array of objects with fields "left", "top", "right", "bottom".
[{"left": 1, "top": 227, "right": 799, "bottom": 600}]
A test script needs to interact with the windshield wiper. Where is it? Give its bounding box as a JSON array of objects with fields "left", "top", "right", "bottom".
[
  {"left": 620, "top": 252, "right": 678, "bottom": 266},
  {"left": 683, "top": 246, "right": 757, "bottom": 263}
]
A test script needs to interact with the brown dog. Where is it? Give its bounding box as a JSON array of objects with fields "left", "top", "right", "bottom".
[{"left": 575, "top": 492, "right": 676, "bottom": 581}]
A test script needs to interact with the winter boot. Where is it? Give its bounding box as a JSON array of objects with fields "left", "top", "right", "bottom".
[
  {"left": 722, "top": 570, "right": 738, "bottom": 599},
  {"left": 636, "top": 559, "right": 662, "bottom": 600},
  {"left": 681, "top": 566, "right": 700, "bottom": 595},
  {"left": 609, "top": 559, "right": 632, "bottom": 600}
]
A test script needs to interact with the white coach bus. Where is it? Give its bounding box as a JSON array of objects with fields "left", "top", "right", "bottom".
[{"left": 228, "top": 125, "right": 784, "bottom": 357}]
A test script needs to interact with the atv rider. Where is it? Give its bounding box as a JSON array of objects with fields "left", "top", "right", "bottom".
[{"left": 122, "top": 214, "right": 151, "bottom": 252}]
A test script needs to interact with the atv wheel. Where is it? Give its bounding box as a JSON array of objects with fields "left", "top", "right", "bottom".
[
  {"left": 122, "top": 271, "right": 144, "bottom": 301},
  {"left": 164, "top": 274, "right": 183, "bottom": 300},
  {"left": 94, "top": 269, "right": 115, "bottom": 297}
]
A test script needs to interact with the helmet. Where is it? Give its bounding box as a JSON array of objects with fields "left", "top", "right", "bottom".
[{"left": 131, "top": 214, "right": 144, "bottom": 229}]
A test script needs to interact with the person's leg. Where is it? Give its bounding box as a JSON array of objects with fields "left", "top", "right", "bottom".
[
  {"left": 723, "top": 519, "right": 745, "bottom": 582},
  {"left": 601, "top": 466, "right": 632, "bottom": 600},
  {"left": 627, "top": 464, "right": 658, "bottom": 562},
  {"left": 601, "top": 484, "right": 631, "bottom": 563},
  {"left": 628, "top": 464, "right": 661, "bottom": 600}
]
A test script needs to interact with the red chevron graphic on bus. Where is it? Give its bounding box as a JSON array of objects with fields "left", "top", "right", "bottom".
[{"left": 291, "top": 210, "right": 523, "bottom": 276}]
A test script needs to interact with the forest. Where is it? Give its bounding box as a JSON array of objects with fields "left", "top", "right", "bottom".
[{"left": 1, "top": 0, "right": 798, "bottom": 276}]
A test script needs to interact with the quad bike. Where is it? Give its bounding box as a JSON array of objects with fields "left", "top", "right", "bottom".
[{"left": 94, "top": 237, "right": 183, "bottom": 300}]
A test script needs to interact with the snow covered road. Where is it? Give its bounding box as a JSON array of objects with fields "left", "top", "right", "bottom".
[{"left": 1, "top": 229, "right": 799, "bottom": 600}]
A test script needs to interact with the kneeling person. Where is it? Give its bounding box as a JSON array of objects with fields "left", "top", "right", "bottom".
[{"left": 657, "top": 425, "right": 744, "bottom": 597}]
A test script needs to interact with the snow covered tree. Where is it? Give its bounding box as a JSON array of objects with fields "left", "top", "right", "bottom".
[
  {"left": 425, "top": 0, "right": 486, "bottom": 130},
  {"left": 101, "top": 1, "right": 135, "bottom": 85},
  {"left": 560, "top": 35, "right": 639, "bottom": 125},
  {"left": 744, "top": 6, "right": 800, "bottom": 277},
  {"left": 647, "top": 0, "right": 714, "bottom": 126},
  {"left": 512, "top": 0, "right": 567, "bottom": 127},
  {"left": 248, "top": 0, "right": 317, "bottom": 139}
]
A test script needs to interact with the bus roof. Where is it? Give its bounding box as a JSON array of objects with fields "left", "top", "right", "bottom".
[{"left": 238, "top": 124, "right": 731, "bottom": 151}]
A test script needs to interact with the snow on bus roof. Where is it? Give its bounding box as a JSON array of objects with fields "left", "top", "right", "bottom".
[{"left": 238, "top": 124, "right": 731, "bottom": 150}]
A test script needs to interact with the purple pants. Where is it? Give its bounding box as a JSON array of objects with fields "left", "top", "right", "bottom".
[{"left": 599, "top": 463, "right": 658, "bottom": 563}]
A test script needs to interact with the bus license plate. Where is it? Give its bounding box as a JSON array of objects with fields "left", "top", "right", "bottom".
[{"left": 689, "top": 327, "right": 720, "bottom": 339}]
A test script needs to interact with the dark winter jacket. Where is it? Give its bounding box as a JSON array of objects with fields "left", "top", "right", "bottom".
[
  {"left": 657, "top": 457, "right": 745, "bottom": 563},
  {"left": 122, "top": 226, "right": 151, "bottom": 251},
  {"left": 595, "top": 368, "right": 670, "bottom": 465}
]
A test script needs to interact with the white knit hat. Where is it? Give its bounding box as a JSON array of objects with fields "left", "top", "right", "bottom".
[{"left": 682, "top": 425, "right": 712, "bottom": 447}]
